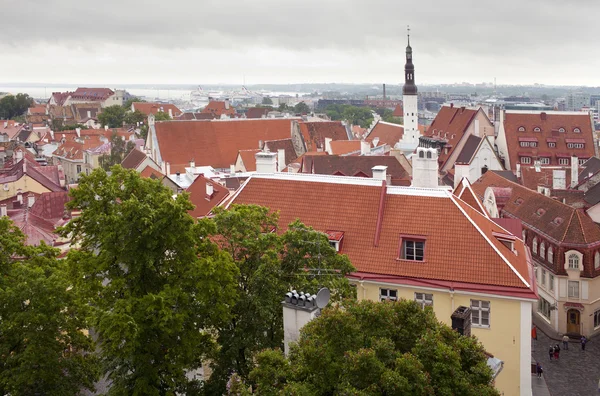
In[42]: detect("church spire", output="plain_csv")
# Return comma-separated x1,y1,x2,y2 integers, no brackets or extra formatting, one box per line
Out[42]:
403,25,417,96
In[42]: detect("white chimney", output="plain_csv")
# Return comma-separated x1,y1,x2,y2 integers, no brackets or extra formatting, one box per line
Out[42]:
230,164,236,175
87,110,91,119
534,160,541,173
27,195,35,208
17,192,23,205
166,162,171,176
372,165,387,181
283,291,321,356
15,150,23,162
161,161,166,174
168,108,173,118
225,99,230,110
206,183,214,197
75,127,81,138
412,148,439,188
324,138,333,154
0,204,6,217
453,164,470,188
571,156,579,188
190,160,195,169
516,163,521,178
474,119,480,137
360,141,370,155
104,125,109,131
255,151,278,173
553,169,566,190
277,149,286,172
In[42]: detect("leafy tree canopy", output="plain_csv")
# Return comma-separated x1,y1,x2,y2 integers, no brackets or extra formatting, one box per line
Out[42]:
154,111,171,121
202,205,355,394
123,109,146,126
98,105,126,128
293,101,310,114
99,132,136,171
123,97,146,109
325,104,374,128
60,166,238,394
249,299,499,396
0,217,99,395
262,97,273,105
0,93,34,120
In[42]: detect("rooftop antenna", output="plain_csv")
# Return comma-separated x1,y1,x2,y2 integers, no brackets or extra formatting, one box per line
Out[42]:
315,288,330,309
407,25,410,45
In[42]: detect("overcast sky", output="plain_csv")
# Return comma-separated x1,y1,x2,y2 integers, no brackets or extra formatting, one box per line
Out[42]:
1,0,598,86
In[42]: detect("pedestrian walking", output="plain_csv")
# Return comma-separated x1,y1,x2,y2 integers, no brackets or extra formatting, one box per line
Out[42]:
549,345,554,360
536,362,543,378
532,325,538,341
582,336,588,351
554,344,560,360
562,334,569,350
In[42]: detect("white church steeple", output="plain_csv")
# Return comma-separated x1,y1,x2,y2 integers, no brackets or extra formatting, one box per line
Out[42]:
395,26,420,155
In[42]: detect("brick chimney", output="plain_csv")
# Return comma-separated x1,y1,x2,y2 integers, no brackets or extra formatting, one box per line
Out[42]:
255,150,277,173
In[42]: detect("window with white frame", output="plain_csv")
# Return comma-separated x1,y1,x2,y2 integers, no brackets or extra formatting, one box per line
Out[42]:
521,157,531,164
414,292,433,309
549,274,554,291
380,288,398,302
531,142,538,147
540,242,545,258
534,127,541,132
568,281,580,298
559,158,570,166
548,142,556,148
538,298,552,320
518,126,525,132
558,127,566,133
540,157,550,165
533,237,538,254
520,141,530,147
567,143,584,149
548,246,554,263
596,252,600,270
471,300,490,327
574,128,581,133
579,158,587,165
568,253,580,269
541,269,546,287
595,309,600,328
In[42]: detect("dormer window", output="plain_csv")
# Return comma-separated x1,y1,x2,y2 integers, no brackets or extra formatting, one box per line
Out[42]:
574,128,581,133
558,127,566,133
553,217,564,225
568,253,580,269
399,235,426,261
493,232,517,253
534,127,541,132
536,208,546,216
518,126,526,132
325,230,344,252
515,198,524,205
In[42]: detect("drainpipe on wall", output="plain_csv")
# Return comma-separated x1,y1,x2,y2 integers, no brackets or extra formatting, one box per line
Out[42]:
359,280,366,300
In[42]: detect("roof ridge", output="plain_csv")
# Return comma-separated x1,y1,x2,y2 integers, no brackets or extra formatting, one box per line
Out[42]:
575,210,588,244
449,194,530,288
561,209,577,243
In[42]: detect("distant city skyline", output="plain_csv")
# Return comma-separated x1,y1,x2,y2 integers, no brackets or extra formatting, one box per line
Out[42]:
1,0,599,86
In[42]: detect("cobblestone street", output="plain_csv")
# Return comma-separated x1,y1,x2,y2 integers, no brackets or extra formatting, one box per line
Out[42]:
532,330,600,396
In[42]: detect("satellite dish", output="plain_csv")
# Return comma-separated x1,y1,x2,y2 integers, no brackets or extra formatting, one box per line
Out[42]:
315,287,331,309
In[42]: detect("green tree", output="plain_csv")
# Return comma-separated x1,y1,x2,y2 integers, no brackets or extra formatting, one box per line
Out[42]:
293,101,310,114
277,103,290,112
123,97,146,109
123,109,146,125
0,93,34,119
98,105,126,128
325,104,374,128
0,217,99,395
154,111,171,121
99,132,136,170
262,97,273,105
60,167,238,394
249,299,499,396
203,205,355,393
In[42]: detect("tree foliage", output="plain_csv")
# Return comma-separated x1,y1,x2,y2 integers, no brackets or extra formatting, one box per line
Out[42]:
293,101,310,114
98,105,126,128
123,109,146,126
0,93,34,120
325,104,374,128
154,111,171,121
99,132,136,171
262,97,273,105
203,205,355,394
375,107,403,125
0,217,99,395
123,97,146,109
249,299,499,396
60,166,238,394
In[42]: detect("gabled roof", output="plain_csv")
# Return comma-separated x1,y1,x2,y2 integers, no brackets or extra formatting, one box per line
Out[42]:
298,121,348,152
502,111,595,169
28,106,46,115
186,175,230,218
201,101,236,117
300,154,411,185
139,165,165,180
392,104,403,117
175,112,215,120
0,159,64,193
365,121,404,147
121,148,148,169
426,106,479,167
264,138,298,165
520,166,573,191
153,119,295,172
237,149,260,172
246,107,270,119
453,177,489,217
455,135,482,164
70,87,114,101
53,135,104,161
132,102,182,117
329,140,362,155
225,173,534,296
29,191,70,220
471,170,600,245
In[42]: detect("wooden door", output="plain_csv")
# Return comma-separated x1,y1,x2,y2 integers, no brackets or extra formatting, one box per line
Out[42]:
567,309,580,334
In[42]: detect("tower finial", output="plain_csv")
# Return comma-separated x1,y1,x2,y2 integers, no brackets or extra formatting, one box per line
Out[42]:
407,25,410,46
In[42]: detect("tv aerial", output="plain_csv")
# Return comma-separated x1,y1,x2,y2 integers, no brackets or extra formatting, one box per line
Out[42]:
315,287,331,309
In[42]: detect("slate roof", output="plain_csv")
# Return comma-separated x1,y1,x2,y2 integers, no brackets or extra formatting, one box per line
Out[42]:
471,171,600,245
502,111,595,169
455,135,482,164
153,119,294,172
226,173,534,296
186,175,230,218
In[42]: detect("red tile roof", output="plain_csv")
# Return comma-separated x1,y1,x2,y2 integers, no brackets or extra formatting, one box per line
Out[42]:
237,149,260,172
28,106,46,115
452,177,489,217
225,174,534,295
329,140,362,155
366,121,403,147
186,175,230,218
201,100,236,117
132,102,182,117
29,191,70,220
520,166,573,191
392,104,403,117
471,171,600,245
246,107,270,119
0,159,64,192
264,138,298,165
426,106,479,168
70,87,114,101
502,111,595,169
298,121,348,152
121,148,148,170
53,135,104,161
139,165,165,180
153,119,294,172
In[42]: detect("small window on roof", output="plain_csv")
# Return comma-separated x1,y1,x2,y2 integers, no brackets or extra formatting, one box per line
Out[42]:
574,127,581,133
515,197,524,205
518,126,526,132
536,208,546,216
558,127,566,133
553,217,564,225
534,127,541,132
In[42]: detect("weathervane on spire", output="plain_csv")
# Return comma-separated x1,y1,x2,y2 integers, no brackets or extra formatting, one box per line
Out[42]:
407,25,410,45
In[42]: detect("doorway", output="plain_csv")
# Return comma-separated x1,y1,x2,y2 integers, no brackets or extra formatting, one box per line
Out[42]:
567,309,580,334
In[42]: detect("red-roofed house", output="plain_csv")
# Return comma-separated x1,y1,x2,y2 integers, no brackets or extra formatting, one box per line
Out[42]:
296,121,350,152
201,100,237,118
472,170,600,339
0,158,65,202
496,110,597,171
186,175,230,218
224,172,536,396
365,121,426,148
131,102,182,118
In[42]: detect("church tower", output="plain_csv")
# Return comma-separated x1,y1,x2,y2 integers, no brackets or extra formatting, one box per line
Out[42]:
396,27,420,153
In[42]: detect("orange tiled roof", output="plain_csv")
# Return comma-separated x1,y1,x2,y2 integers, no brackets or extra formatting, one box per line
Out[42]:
392,104,403,117
186,175,229,218
201,100,236,117
298,121,348,152
426,106,478,168
132,102,182,117
226,174,534,294
153,119,295,172
472,171,600,245
139,165,165,180
329,140,362,155
53,135,104,161
502,111,595,170
365,121,404,147
237,149,260,172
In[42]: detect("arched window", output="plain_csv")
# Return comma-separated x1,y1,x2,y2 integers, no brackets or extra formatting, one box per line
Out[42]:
559,127,566,133
548,246,553,263
534,127,541,132
426,151,432,159
540,242,545,259
518,126,525,132
574,128,581,133
419,150,424,158
595,252,600,269
532,237,538,254
568,253,580,269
